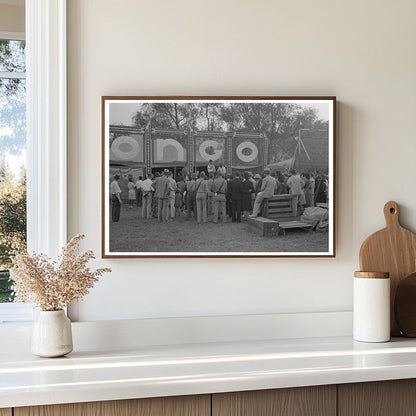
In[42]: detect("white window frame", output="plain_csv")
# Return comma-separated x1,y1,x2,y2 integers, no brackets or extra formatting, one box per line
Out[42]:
0,30,32,323
0,0,67,323
26,0,67,256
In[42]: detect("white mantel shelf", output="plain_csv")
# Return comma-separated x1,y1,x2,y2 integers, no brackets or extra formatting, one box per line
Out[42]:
2,336,416,409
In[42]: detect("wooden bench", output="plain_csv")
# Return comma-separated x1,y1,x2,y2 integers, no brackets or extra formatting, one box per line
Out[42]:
248,217,279,237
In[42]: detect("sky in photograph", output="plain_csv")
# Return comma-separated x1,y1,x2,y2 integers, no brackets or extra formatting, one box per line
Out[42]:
110,102,143,126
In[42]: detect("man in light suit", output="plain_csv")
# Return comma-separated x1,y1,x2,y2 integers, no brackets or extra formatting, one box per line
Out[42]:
154,169,170,222
249,168,276,218
167,171,177,220
110,174,122,222
212,171,227,224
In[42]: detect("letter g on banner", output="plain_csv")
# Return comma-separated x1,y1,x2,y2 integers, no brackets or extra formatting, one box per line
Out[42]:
236,141,258,163
199,140,223,161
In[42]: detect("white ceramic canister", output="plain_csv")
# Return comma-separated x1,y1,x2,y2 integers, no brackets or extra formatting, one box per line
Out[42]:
353,271,390,343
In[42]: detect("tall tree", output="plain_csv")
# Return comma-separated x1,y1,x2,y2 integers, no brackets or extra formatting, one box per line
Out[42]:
219,104,241,131
0,162,26,268
132,103,199,130
199,103,223,131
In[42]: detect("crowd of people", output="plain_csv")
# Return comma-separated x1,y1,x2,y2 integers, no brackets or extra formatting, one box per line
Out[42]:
110,161,328,225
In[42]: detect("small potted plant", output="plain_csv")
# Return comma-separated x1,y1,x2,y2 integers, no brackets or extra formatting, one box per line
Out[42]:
10,234,110,357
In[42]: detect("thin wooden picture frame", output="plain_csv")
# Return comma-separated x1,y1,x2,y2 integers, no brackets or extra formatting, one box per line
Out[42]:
102,96,336,258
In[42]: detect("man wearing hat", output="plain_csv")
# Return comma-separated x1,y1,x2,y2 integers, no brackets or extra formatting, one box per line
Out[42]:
212,170,228,224
167,171,177,220
207,160,216,175
154,169,170,222
249,168,276,218
186,173,197,220
228,171,243,223
216,162,226,176
110,173,122,222
140,173,154,220
287,169,305,216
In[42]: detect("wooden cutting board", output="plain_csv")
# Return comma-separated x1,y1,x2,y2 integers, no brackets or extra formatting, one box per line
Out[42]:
359,201,416,336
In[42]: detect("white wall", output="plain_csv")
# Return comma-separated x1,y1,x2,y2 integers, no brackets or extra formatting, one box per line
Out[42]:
67,0,416,322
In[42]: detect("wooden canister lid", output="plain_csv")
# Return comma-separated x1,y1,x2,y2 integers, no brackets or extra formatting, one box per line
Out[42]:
354,271,390,279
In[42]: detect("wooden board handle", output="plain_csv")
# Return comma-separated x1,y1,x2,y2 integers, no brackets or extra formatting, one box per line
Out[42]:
384,201,400,228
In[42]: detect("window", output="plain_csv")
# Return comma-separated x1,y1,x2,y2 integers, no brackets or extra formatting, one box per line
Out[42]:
0,33,34,322
0,36,26,302
0,1,67,324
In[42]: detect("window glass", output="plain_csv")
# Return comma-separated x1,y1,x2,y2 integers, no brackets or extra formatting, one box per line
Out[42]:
0,39,26,304
0,39,26,72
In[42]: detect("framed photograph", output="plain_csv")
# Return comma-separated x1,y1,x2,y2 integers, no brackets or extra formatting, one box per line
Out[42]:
102,96,336,258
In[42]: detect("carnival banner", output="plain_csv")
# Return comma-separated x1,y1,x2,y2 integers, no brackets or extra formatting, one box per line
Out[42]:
110,133,144,164
195,136,226,165
231,136,263,168
152,134,187,164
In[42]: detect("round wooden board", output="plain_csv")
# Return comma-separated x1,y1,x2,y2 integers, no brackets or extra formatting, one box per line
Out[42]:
395,272,416,337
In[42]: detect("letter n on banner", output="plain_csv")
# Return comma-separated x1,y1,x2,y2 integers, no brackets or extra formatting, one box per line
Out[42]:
152,131,187,165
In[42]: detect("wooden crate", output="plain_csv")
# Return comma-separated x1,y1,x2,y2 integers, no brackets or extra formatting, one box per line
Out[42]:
248,217,279,237
262,194,297,219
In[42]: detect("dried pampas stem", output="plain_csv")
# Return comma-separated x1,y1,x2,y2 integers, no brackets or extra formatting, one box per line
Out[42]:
10,234,111,311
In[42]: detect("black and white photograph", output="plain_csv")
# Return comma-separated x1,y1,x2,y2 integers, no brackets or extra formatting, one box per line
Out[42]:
102,97,335,257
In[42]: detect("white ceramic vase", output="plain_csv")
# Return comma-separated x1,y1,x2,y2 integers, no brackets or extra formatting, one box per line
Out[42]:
31,310,73,357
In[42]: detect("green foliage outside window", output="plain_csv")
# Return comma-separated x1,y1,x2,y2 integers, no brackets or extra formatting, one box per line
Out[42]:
0,38,27,303
0,163,26,302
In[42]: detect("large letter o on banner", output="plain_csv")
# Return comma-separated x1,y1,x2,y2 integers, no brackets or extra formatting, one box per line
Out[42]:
236,141,258,163
111,136,140,160
199,140,223,161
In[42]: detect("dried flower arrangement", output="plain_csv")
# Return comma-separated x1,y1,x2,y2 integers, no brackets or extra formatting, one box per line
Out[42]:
10,234,111,311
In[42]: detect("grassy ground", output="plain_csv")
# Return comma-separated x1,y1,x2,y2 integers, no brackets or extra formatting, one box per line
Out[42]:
110,205,329,254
